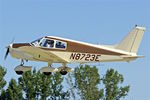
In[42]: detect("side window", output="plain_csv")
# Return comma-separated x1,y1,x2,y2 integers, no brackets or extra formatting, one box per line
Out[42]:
56,41,67,49
41,39,54,48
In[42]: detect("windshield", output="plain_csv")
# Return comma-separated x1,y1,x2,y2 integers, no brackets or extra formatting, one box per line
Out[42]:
31,38,42,46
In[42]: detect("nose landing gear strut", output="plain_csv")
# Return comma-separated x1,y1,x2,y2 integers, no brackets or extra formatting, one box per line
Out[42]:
14,60,32,75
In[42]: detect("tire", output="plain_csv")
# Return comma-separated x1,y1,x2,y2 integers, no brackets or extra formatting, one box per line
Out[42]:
43,72,51,76
60,70,68,75
15,71,23,75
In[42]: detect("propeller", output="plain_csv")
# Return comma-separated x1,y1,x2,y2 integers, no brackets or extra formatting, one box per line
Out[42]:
4,46,10,60
4,37,15,60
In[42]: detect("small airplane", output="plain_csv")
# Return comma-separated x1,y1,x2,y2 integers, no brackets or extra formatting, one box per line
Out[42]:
4,25,145,75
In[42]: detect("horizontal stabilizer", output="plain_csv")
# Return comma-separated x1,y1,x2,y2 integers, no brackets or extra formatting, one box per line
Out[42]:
121,55,145,59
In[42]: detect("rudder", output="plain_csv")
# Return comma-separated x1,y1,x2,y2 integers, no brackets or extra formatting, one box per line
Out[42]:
116,25,145,53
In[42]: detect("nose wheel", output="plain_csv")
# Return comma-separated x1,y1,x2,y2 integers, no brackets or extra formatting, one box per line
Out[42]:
14,60,32,75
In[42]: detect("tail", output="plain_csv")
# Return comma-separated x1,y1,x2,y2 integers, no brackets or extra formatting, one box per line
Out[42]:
116,25,145,53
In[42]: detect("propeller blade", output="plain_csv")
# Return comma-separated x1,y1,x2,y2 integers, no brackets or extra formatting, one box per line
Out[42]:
4,48,9,60
4,37,14,60
10,37,15,44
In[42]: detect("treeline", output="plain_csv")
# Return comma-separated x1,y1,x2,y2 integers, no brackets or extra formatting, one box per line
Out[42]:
0,65,130,100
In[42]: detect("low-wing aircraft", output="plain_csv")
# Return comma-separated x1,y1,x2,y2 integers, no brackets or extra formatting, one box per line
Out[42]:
4,25,145,75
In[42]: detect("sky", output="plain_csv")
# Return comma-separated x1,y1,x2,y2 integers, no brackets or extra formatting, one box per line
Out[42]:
0,0,150,99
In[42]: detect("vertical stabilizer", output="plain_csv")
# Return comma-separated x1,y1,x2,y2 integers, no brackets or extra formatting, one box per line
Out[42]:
116,26,145,53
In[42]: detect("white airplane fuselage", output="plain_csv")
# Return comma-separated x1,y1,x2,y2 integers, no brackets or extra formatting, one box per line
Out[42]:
9,36,138,64
5,26,145,75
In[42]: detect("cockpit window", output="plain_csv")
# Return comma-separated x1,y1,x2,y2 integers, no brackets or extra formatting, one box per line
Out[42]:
41,39,54,48
31,38,42,46
31,37,67,50
56,40,67,49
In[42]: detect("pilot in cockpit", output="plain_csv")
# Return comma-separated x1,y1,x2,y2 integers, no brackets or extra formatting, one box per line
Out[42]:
46,40,54,48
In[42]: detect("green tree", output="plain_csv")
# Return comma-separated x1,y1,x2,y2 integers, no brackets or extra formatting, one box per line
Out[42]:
0,90,6,99
38,71,52,100
66,73,76,100
102,68,130,100
0,65,6,92
48,73,70,100
0,65,7,100
73,65,104,100
38,72,69,100
6,79,23,100
18,68,69,100
18,69,42,99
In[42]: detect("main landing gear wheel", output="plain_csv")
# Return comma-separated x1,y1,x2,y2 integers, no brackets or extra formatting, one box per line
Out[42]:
15,71,23,75
60,71,68,75
43,72,51,76
60,68,68,75
58,64,73,75
40,63,56,76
